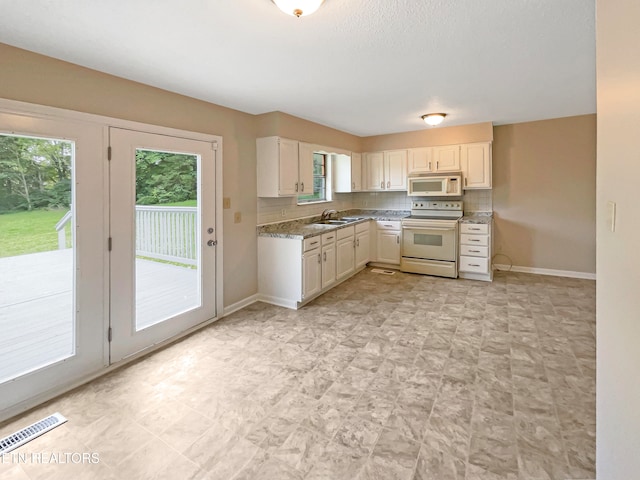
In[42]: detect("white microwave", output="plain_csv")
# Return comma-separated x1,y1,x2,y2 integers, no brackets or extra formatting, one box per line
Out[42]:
407,173,462,197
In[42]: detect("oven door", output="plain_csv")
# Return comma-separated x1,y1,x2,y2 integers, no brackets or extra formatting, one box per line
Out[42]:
401,221,457,261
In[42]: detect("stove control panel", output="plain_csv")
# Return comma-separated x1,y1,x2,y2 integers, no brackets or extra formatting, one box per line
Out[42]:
412,201,463,211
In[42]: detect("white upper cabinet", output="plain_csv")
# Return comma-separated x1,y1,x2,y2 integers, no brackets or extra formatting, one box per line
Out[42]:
432,145,461,172
257,136,299,197
407,147,433,174
298,142,316,195
461,142,492,189
408,146,461,174
364,150,407,191
384,150,408,190
364,152,386,190
334,152,362,193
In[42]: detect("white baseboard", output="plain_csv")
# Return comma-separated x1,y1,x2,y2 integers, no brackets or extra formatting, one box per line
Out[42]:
256,294,299,310
223,294,259,316
493,264,596,280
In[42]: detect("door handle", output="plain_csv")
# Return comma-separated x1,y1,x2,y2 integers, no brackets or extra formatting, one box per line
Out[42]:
323,251,326,261
301,182,305,192
380,181,384,189
207,239,217,247
396,235,400,244
352,182,355,190
295,182,299,192
387,181,390,189
318,253,321,263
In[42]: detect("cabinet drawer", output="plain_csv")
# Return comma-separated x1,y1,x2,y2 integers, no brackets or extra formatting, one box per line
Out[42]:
460,245,489,257
321,231,337,244
303,236,321,252
355,221,370,234
461,223,489,234
376,220,401,230
460,256,489,273
337,225,355,240
460,234,489,246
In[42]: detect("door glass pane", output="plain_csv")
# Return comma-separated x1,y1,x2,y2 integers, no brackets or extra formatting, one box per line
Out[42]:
0,134,75,383
135,149,201,331
414,233,443,246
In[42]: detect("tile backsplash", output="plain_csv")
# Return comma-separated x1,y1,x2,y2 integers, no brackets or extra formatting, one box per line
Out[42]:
462,189,493,212
257,189,492,225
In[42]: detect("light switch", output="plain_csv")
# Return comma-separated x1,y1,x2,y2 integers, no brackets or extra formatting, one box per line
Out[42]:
223,197,231,209
234,211,242,223
607,201,616,232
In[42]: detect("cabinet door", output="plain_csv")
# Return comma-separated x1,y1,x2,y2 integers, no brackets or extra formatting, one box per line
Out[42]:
377,230,401,264
432,145,461,172
322,243,336,289
385,150,407,190
351,153,362,191
364,152,385,190
355,231,370,269
279,138,300,196
298,142,316,195
407,147,433,173
302,249,322,300
461,143,492,189
336,236,355,280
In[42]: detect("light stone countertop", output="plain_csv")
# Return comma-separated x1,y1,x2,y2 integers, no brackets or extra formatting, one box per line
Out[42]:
459,212,493,224
257,209,410,239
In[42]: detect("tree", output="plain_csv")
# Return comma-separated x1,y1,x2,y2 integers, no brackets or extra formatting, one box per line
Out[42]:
135,150,197,205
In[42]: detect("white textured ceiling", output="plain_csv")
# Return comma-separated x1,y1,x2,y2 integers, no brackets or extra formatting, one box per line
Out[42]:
0,0,595,136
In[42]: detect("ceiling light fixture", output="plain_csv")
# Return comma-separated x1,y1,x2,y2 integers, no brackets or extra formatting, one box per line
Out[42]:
421,113,447,126
271,0,325,17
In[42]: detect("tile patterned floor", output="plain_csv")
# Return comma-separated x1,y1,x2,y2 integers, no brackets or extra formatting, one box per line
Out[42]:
0,268,596,480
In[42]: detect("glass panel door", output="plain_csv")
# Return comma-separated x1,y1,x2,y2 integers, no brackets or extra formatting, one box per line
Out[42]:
0,111,106,415
0,134,75,383
109,128,217,362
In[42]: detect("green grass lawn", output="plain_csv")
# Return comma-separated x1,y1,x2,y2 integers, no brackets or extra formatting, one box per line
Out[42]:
0,209,70,258
0,201,197,258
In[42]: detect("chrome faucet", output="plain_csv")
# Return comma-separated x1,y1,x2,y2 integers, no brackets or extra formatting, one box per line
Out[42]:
320,209,337,221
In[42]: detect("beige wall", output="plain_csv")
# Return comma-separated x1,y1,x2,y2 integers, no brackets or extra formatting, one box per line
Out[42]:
361,122,493,151
0,42,258,308
493,115,596,274
256,111,361,152
596,0,640,476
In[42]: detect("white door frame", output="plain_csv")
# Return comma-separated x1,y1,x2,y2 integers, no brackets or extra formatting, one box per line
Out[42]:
0,98,224,422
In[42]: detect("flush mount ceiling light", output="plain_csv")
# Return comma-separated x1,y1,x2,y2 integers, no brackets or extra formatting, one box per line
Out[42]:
271,0,325,17
421,113,447,126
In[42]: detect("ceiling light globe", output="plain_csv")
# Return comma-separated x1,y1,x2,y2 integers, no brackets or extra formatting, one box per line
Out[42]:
272,0,325,17
422,113,447,126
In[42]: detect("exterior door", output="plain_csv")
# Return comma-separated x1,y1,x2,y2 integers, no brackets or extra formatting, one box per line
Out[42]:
0,110,106,415
109,128,218,362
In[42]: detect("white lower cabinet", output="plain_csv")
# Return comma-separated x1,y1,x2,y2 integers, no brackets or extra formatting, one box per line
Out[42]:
355,224,370,270
375,221,401,265
458,221,493,281
258,221,372,309
302,247,322,299
321,231,337,290
336,226,355,281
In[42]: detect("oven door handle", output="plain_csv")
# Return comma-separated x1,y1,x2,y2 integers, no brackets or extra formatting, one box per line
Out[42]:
402,226,455,231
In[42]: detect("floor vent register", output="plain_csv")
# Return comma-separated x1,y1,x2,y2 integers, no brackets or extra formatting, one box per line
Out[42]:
0,412,67,454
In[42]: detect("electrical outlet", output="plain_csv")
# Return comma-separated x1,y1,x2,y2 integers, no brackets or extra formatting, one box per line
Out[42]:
281,209,286,217
234,211,241,223
363,201,368,207
223,197,231,209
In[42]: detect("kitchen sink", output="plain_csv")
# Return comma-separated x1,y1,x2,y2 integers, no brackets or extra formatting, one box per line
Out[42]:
314,219,349,225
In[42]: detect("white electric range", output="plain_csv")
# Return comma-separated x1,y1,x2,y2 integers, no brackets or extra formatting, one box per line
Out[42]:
400,201,463,278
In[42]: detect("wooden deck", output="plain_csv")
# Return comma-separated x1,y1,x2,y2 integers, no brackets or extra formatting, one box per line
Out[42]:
0,249,198,384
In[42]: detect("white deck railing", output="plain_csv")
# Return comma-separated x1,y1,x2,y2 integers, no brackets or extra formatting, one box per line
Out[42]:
135,206,198,265
56,206,198,265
